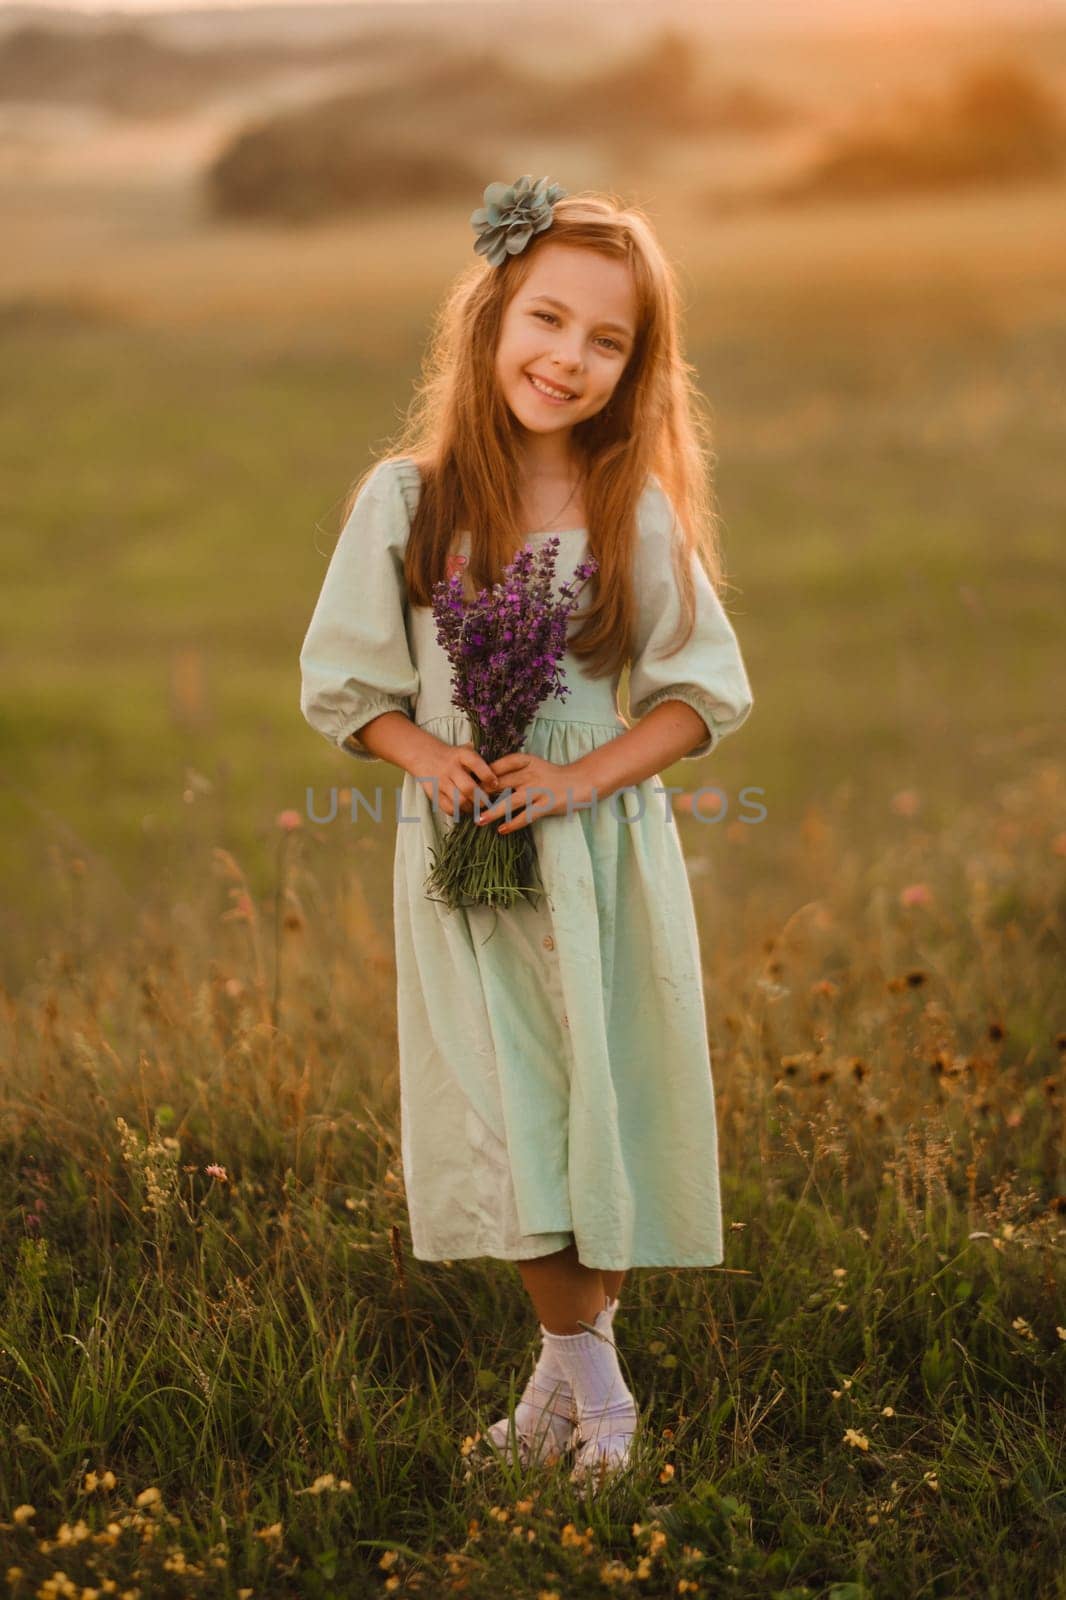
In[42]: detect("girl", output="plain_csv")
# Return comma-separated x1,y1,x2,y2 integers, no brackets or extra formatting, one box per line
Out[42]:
299,177,754,1490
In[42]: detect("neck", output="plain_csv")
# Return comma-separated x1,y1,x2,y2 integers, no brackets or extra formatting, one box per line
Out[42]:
516,427,581,483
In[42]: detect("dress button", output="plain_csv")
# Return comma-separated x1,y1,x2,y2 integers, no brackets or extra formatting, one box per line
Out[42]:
562,1013,569,1028
542,935,555,951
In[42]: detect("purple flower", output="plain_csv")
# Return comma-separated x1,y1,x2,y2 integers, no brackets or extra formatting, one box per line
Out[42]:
431,537,599,764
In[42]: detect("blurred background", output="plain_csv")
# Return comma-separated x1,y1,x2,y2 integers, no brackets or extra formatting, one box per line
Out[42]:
1,0,1064,976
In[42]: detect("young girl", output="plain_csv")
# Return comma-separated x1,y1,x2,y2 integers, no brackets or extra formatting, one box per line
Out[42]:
299,176,754,1490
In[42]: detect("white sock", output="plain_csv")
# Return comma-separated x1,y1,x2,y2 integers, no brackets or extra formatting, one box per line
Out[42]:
485,1295,619,1464
541,1302,636,1475
519,1294,619,1434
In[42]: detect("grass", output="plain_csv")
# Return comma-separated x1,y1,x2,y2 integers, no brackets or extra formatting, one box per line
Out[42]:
1,146,1065,1597
0,760,1063,1596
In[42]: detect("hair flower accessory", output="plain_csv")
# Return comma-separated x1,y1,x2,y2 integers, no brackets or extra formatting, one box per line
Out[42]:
470,175,567,267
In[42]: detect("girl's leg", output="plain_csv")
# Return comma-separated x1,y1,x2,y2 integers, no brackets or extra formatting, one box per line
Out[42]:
486,1241,634,1475
516,1240,627,1333
517,1241,638,1486
601,1266,627,1305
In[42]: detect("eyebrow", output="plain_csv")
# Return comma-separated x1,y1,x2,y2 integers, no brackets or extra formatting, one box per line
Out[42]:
526,294,634,341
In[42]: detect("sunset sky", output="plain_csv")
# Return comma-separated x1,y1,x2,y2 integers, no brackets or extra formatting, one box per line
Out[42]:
15,0,1066,14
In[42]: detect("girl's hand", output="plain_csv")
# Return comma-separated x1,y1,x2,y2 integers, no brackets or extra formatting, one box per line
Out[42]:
476,752,592,834
417,739,500,819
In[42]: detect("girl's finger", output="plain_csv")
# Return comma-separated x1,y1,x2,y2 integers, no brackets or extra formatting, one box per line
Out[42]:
479,787,524,825
458,749,499,791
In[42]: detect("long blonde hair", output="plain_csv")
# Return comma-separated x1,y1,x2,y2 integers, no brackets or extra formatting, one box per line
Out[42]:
343,189,727,680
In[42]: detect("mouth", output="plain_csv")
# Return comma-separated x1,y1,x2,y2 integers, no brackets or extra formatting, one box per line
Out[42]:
526,371,580,403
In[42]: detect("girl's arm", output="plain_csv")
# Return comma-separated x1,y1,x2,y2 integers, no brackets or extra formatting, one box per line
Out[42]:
348,709,453,776
568,699,711,801
299,459,421,761
622,477,754,763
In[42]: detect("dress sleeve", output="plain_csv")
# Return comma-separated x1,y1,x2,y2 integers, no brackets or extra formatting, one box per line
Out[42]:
299,458,420,762
627,477,754,760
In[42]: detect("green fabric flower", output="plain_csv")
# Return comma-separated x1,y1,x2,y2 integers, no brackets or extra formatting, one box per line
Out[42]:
470,174,568,266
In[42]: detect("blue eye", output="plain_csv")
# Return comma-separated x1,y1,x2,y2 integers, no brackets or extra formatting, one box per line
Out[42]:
531,310,621,351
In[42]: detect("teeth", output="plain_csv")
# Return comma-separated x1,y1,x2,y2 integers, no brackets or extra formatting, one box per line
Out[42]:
529,374,574,400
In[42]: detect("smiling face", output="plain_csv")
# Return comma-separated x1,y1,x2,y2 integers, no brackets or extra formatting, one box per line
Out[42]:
494,241,638,448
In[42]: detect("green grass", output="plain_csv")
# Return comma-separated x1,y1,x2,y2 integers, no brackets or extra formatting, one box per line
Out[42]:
0,760,1063,1596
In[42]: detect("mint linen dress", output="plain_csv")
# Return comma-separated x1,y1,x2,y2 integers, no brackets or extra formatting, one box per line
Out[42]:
299,456,754,1269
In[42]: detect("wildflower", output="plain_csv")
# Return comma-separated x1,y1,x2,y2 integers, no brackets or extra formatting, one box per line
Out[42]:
379,1551,399,1570
1011,1316,1035,1340
223,890,256,923
881,1405,896,1417
11,1506,35,1525
659,1462,675,1483
843,1428,870,1452
294,1474,336,1496
832,1267,847,1279
1057,1327,1066,1341
459,1434,479,1457
205,1164,228,1182
600,1558,634,1585
923,1471,940,1492
891,789,921,816
83,1469,117,1492
900,883,933,908
537,1591,562,1600
276,809,302,832
135,1486,162,1509
835,1302,849,1312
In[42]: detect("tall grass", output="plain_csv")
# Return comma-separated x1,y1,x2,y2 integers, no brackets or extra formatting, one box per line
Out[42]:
0,755,1062,1596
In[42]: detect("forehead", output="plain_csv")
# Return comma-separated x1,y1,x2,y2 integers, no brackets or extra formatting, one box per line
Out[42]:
517,243,637,333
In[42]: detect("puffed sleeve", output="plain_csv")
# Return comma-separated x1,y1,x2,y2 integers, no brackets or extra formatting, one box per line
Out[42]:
627,476,754,759
299,457,420,762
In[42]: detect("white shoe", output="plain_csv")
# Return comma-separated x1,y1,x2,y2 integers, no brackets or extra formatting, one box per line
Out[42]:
568,1395,640,1489
484,1367,575,1467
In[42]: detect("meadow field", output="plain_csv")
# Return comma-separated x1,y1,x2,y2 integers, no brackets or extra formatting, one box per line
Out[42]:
1,8,1065,1596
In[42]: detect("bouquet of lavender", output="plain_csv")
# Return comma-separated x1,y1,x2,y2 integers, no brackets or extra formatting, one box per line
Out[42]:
425,536,599,910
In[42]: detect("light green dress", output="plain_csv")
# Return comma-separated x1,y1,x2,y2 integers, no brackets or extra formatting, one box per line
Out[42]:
299,455,753,1269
